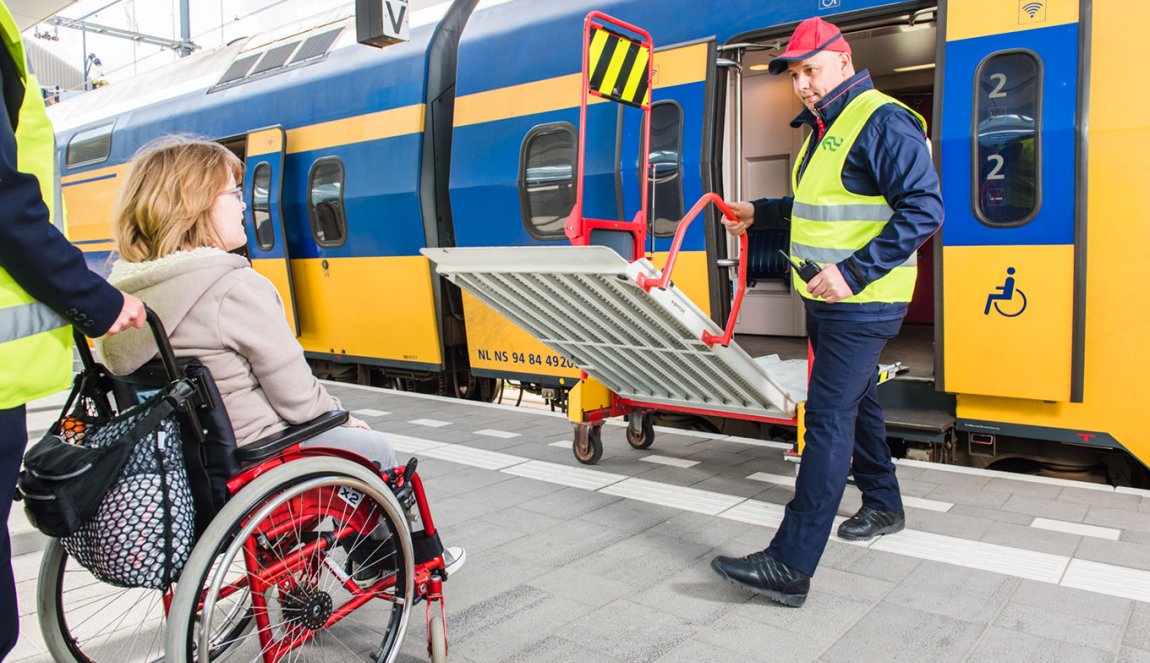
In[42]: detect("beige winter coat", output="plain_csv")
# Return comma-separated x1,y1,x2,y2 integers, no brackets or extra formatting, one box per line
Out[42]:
96,248,340,446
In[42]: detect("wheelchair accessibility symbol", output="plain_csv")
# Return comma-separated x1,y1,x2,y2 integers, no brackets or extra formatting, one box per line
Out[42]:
984,267,1027,317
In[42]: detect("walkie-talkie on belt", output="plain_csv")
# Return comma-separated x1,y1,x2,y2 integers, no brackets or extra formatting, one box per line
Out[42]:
778,250,822,282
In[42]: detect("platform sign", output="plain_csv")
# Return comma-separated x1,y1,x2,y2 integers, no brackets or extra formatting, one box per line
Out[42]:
356,0,410,48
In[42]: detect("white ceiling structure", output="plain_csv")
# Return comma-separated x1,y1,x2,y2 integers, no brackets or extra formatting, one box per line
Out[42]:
11,0,77,31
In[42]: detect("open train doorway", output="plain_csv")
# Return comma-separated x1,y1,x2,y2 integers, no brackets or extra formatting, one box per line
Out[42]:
720,8,939,377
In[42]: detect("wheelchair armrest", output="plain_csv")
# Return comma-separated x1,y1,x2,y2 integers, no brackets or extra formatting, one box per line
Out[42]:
234,410,350,466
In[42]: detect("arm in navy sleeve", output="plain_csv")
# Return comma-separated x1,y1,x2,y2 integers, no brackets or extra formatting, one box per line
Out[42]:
751,196,794,230
837,106,943,294
0,98,123,336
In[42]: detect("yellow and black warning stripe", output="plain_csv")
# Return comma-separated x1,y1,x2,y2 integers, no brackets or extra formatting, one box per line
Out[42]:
587,24,651,109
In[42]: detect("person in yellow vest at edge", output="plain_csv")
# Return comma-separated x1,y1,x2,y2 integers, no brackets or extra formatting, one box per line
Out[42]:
711,17,943,607
0,2,146,655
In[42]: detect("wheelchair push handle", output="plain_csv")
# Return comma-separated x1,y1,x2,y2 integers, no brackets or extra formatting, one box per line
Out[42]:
71,306,181,382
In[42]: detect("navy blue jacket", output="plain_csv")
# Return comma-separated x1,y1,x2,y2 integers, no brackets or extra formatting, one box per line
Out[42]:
751,70,943,321
0,50,121,338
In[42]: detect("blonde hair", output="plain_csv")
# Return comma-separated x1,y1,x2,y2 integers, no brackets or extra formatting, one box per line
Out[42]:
113,135,244,262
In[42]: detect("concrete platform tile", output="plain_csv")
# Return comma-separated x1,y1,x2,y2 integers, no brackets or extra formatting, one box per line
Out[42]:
683,474,777,499
499,635,623,663
1009,579,1133,626
1000,493,1090,522
441,550,551,616
424,494,502,530
912,469,991,490
1141,497,1150,514
516,486,624,520
1086,504,1150,534
885,560,1020,624
733,588,875,647
820,603,986,663
819,544,923,584
577,498,683,537
993,602,1124,654
893,477,939,499
983,476,1064,498
1119,647,1150,663
443,514,529,555
490,517,633,568
652,637,761,663
1076,537,1150,572
979,519,1083,557
810,565,895,605
905,509,994,541
526,564,641,609
451,593,595,663
631,560,750,626
420,465,516,497
632,464,723,489
562,598,699,663
965,625,1112,663
1123,529,1150,546
1059,486,1142,509
1126,602,1150,651
947,503,1034,526
563,530,712,590
650,511,761,549
480,505,566,535
924,482,1010,509
694,612,831,662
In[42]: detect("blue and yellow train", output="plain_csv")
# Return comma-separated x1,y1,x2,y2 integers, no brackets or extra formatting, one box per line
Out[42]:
49,0,1150,484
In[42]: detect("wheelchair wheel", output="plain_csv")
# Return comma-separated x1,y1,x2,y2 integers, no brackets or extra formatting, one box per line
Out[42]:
165,457,415,662
37,539,170,662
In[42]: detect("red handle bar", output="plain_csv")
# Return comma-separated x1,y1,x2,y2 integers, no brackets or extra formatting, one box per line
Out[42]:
635,193,748,348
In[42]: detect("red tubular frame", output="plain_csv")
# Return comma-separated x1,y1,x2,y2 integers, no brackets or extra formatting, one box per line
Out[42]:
636,192,746,348
565,11,654,259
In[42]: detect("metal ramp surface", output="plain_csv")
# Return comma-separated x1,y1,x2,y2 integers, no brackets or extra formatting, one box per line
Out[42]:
422,246,798,420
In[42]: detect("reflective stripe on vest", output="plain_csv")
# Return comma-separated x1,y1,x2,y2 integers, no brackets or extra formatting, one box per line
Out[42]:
0,3,75,409
789,88,927,304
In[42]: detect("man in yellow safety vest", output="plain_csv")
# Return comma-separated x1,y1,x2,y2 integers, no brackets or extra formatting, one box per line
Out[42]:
0,2,145,654
711,16,943,607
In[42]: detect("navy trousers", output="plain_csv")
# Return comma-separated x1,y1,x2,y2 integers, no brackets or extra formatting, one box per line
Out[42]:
0,406,26,659
767,312,904,577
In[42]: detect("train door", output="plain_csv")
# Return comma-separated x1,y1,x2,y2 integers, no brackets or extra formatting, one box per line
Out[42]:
939,1,1082,401
244,126,300,335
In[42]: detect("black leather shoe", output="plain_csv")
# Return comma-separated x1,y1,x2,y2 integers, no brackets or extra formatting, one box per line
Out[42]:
710,551,810,607
837,506,905,541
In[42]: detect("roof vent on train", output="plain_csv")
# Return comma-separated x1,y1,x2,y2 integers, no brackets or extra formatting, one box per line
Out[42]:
211,26,343,92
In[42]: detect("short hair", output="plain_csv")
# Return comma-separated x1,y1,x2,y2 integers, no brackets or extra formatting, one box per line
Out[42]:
113,135,244,262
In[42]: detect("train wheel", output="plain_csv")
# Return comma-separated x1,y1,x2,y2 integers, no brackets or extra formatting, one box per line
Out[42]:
625,414,655,450
572,425,603,465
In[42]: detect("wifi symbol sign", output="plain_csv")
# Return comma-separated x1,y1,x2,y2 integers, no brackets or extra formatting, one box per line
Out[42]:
1019,0,1046,21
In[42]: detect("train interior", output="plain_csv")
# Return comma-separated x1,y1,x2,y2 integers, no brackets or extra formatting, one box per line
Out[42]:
723,12,939,376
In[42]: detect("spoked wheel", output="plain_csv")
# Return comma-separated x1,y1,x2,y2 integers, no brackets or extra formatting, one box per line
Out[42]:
625,413,655,450
37,539,170,662
166,457,415,662
572,424,603,465
427,607,447,663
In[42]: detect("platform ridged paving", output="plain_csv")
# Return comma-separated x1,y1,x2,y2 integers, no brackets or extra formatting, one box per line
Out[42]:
423,246,796,418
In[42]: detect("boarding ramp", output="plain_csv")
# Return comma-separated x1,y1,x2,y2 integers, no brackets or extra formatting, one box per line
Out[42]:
422,245,800,420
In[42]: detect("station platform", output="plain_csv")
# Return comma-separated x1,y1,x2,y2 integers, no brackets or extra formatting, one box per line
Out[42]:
11,381,1150,662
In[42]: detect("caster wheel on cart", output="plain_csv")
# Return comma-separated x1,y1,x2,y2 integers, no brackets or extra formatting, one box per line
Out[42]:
428,609,447,663
626,414,655,450
573,424,603,465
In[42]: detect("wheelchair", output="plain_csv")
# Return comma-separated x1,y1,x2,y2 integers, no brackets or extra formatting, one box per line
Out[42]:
36,311,453,662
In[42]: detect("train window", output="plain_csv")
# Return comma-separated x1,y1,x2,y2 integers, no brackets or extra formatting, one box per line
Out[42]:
643,101,685,237
251,163,274,250
65,123,113,168
973,50,1042,227
519,123,577,240
307,158,347,248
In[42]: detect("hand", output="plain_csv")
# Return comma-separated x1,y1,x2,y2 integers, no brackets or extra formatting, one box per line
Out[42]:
104,292,147,335
806,263,853,304
720,200,755,236
346,415,371,430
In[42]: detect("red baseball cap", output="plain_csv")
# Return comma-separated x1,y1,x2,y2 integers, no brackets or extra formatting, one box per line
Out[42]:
768,17,852,75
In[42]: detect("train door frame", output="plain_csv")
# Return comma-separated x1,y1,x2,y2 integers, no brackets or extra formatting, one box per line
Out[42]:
242,126,301,336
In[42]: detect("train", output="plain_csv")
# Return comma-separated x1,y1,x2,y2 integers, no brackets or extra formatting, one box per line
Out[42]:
47,0,1150,485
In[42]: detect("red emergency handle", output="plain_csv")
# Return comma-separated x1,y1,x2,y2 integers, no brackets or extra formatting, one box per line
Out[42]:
636,193,748,348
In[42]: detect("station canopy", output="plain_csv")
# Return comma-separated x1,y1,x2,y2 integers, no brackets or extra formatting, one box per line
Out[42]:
12,0,76,31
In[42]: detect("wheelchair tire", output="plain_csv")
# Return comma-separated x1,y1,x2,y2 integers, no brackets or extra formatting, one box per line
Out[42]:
428,609,447,663
37,539,170,663
165,457,416,662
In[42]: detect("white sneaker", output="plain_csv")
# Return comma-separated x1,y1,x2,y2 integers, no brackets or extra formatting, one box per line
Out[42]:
442,546,466,577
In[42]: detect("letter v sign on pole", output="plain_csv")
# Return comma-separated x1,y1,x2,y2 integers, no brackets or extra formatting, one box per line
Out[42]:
356,0,410,48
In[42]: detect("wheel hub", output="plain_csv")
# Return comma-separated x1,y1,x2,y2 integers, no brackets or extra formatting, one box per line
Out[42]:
282,587,333,631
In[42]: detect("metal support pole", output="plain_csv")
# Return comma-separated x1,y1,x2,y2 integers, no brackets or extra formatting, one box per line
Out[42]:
179,0,192,57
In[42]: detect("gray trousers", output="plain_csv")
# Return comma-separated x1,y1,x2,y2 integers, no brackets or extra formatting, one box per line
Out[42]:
300,425,399,471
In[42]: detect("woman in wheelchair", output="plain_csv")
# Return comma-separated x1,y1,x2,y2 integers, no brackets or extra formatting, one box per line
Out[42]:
32,135,463,662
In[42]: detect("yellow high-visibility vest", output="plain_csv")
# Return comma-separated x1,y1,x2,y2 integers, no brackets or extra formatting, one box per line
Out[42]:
790,89,927,304
0,2,73,409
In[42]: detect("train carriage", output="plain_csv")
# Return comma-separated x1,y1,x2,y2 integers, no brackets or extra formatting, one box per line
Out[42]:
47,0,1150,484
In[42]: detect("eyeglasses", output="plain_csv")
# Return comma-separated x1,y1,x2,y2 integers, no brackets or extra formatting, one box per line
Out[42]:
218,186,244,202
